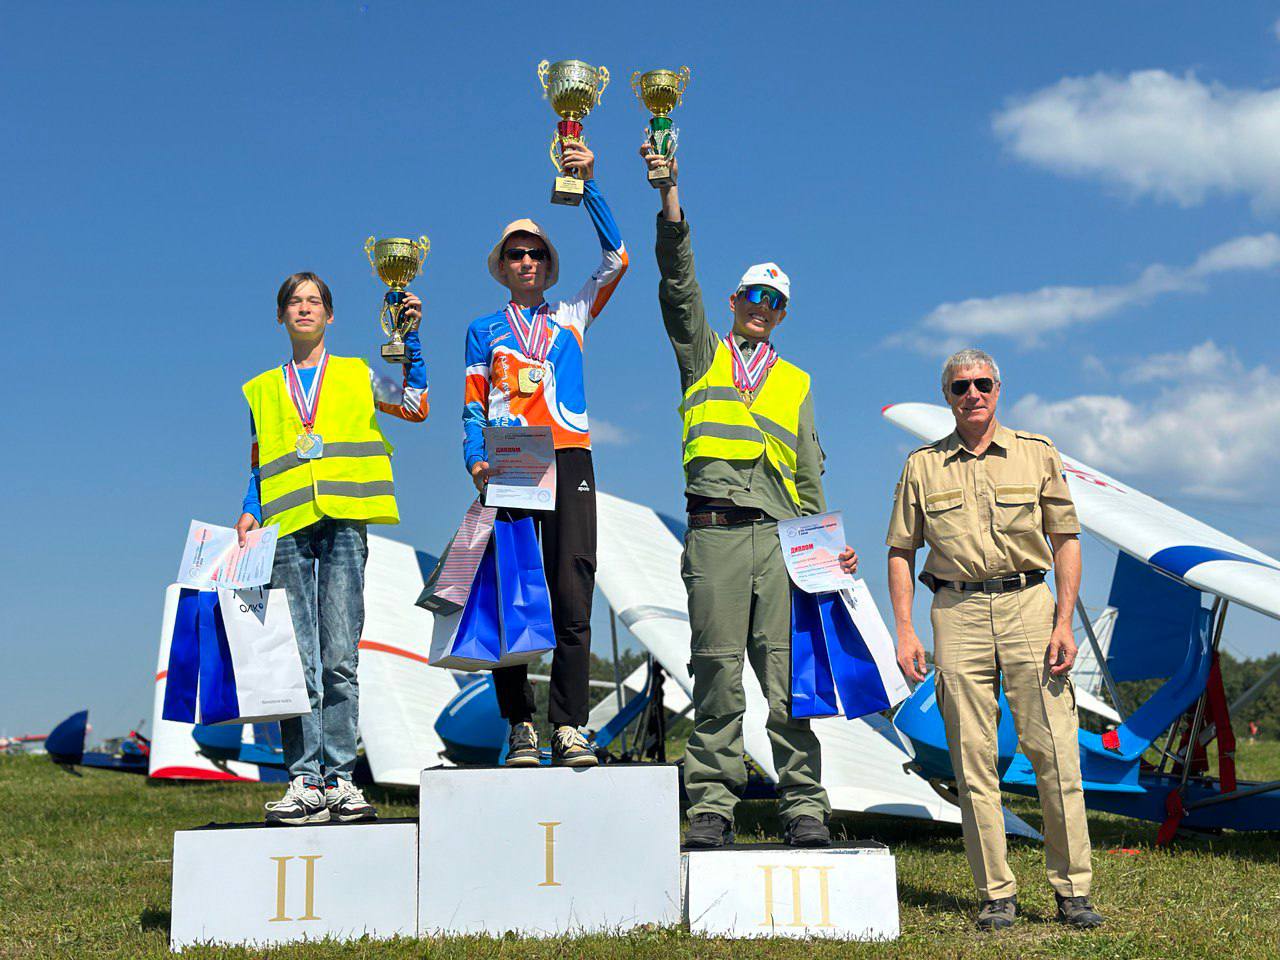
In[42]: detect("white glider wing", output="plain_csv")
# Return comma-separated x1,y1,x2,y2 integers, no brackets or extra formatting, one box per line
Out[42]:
881,403,1280,623
357,534,460,785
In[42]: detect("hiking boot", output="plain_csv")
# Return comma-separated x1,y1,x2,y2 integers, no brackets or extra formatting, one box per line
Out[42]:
505,722,540,767
684,812,735,848
551,726,598,767
1056,893,1104,929
784,814,831,848
265,776,330,826
976,895,1019,931
325,779,377,823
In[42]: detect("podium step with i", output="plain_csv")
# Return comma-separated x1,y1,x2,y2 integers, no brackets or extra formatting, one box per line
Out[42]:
418,765,682,936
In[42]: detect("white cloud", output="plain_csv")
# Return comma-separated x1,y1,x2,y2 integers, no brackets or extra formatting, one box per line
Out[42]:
588,417,631,445
1009,342,1280,499
1125,339,1240,383
896,233,1280,353
993,70,1280,211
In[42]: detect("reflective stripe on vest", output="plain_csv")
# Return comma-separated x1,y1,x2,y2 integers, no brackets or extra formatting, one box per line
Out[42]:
680,342,809,506
243,355,400,537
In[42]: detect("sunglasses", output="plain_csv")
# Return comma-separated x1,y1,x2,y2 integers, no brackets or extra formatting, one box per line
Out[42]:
739,285,786,310
949,377,997,396
503,247,549,263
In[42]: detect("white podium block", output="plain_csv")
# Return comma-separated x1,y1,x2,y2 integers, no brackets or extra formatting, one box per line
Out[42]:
684,844,900,940
418,766,681,936
170,820,418,949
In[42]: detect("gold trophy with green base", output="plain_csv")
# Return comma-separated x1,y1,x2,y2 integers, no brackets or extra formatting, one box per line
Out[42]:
364,235,429,363
537,58,610,205
633,66,690,188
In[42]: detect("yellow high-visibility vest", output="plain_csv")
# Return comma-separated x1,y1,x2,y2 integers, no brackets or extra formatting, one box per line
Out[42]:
243,356,399,538
680,342,809,507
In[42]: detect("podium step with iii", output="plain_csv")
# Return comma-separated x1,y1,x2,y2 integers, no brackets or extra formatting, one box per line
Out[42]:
418,765,682,936
170,819,418,950
684,844,900,940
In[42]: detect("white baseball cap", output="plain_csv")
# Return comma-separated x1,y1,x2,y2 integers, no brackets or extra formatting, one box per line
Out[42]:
736,262,790,302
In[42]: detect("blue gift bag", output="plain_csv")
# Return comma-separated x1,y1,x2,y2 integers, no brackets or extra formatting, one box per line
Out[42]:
789,587,839,719
818,590,892,720
161,589,241,724
162,589,204,723
449,539,504,664
493,516,557,656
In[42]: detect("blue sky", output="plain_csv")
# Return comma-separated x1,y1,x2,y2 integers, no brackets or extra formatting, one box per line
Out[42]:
4,2,1280,737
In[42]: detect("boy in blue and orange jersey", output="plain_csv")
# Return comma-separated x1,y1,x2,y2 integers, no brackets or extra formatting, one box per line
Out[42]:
462,142,626,767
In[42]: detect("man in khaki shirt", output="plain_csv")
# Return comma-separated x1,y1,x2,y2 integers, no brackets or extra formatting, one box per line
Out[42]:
886,349,1103,931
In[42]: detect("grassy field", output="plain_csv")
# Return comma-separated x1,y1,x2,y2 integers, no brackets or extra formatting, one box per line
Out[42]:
5,744,1280,959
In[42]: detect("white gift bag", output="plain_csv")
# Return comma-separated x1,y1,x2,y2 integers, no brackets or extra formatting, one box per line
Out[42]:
207,587,311,725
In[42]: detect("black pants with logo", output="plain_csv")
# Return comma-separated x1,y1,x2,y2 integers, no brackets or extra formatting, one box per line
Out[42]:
493,447,597,728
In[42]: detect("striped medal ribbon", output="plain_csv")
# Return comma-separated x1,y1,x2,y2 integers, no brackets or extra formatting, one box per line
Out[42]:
505,301,553,363
725,334,778,401
285,350,329,459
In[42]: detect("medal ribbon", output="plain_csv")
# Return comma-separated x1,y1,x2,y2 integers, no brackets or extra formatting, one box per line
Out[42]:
505,302,553,363
725,334,778,395
285,350,329,430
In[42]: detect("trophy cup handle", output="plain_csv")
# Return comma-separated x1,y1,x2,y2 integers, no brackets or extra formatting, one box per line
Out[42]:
630,70,642,100
364,236,377,271
536,59,550,97
596,66,610,103
548,130,564,174
416,235,431,265
676,65,691,101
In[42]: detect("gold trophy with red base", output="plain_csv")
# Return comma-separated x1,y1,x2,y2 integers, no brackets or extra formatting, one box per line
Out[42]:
537,58,610,205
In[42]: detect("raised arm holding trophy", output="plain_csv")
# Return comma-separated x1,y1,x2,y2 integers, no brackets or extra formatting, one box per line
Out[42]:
537,58,610,205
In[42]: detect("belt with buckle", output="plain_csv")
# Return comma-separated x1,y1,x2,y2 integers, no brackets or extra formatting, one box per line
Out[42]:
688,507,767,528
923,570,1047,594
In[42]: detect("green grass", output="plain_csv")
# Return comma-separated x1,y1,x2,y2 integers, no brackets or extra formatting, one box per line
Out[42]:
5,743,1280,959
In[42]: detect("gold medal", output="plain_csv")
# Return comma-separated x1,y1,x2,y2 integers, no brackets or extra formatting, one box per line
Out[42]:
518,367,538,395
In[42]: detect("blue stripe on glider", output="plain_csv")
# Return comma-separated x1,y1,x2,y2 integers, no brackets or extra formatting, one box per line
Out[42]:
1148,545,1280,579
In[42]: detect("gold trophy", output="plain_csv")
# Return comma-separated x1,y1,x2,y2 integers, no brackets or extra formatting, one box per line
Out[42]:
537,58,610,205
364,235,429,364
633,67,690,188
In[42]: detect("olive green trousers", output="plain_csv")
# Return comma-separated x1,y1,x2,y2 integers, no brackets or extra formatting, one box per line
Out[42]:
681,520,831,823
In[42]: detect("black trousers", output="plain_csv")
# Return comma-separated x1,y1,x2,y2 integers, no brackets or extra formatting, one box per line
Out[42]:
493,447,596,727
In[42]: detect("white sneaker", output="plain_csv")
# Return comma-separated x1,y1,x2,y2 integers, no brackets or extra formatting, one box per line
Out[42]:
325,779,378,823
265,776,330,826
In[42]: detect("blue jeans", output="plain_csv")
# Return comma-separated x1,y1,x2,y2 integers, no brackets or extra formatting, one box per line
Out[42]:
270,519,368,787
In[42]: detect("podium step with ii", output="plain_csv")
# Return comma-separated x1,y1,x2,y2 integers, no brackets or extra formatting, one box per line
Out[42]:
684,844,900,940
418,765,682,936
169,820,418,950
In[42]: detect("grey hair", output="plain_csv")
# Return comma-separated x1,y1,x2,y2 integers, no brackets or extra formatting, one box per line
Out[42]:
941,348,1001,391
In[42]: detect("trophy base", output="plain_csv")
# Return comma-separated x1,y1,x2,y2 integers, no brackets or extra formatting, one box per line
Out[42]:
381,342,408,364
647,164,674,188
551,176,585,206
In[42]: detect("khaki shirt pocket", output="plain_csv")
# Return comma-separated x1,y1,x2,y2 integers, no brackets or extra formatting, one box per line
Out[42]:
923,487,965,541
994,483,1040,534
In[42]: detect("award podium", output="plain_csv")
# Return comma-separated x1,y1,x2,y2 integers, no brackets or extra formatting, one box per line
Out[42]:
168,765,899,947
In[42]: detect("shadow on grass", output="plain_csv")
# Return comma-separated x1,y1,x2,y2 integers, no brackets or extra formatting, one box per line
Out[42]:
140,907,170,934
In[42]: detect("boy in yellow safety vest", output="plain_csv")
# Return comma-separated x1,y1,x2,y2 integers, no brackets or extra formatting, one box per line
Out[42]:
235,271,428,825
641,147,858,848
